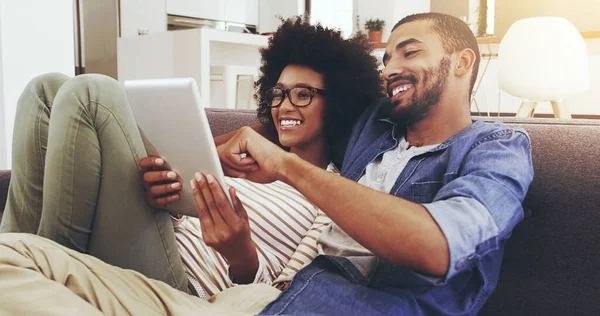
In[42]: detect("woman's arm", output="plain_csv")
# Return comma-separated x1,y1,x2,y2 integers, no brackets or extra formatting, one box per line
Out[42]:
274,209,331,283
189,173,260,283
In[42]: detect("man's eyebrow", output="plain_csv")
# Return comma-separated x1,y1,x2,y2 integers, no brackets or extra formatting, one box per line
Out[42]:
382,38,424,65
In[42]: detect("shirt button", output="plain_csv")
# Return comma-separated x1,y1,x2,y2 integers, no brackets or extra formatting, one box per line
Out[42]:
379,144,385,149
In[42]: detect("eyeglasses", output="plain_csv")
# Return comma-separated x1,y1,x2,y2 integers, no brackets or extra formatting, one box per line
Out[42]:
264,86,326,108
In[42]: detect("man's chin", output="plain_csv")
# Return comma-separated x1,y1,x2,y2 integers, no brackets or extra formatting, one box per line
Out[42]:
380,97,427,127
381,97,403,114
388,98,402,108
380,97,400,113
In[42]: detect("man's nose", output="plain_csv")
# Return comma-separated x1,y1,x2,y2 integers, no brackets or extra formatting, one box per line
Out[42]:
383,65,404,82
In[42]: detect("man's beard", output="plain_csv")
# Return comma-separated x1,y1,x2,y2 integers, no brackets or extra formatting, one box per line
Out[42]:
381,56,450,126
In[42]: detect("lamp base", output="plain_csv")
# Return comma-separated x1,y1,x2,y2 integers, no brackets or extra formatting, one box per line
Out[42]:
515,100,572,119
515,101,536,117
551,101,571,119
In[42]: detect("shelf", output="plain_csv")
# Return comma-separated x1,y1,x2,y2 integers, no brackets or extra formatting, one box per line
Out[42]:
118,28,268,110
371,31,600,49
371,42,387,49
371,36,499,48
201,28,268,46
476,36,500,44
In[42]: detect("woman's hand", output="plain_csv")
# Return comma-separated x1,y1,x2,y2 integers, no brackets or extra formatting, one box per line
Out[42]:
190,172,259,284
140,157,183,208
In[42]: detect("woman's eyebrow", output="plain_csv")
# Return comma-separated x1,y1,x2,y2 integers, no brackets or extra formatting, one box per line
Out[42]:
275,82,314,88
292,83,313,87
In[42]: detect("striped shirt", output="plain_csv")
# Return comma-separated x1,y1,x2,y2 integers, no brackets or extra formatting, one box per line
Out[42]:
172,163,338,297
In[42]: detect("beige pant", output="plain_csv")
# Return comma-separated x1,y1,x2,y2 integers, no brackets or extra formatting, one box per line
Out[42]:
0,233,281,315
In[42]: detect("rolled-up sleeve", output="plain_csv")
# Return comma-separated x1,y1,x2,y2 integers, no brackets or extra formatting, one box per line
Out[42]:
419,130,533,283
250,252,278,284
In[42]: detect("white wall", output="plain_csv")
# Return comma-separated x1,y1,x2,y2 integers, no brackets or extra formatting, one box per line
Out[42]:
494,0,600,37
424,0,498,35
394,0,430,30
258,0,305,34
0,13,5,170
0,0,75,169
354,0,430,42
121,0,167,37
311,0,353,37
430,0,469,19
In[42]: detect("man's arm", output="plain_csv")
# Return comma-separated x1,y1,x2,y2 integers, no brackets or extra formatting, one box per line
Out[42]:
221,126,450,276
218,127,533,278
216,123,283,179
280,155,450,276
279,132,533,278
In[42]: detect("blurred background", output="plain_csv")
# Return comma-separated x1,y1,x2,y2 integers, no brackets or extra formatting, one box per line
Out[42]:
0,0,598,169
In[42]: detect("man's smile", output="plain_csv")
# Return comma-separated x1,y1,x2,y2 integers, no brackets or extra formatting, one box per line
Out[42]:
388,80,415,102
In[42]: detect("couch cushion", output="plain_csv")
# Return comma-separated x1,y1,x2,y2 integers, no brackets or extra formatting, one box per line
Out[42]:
205,108,259,137
478,117,600,316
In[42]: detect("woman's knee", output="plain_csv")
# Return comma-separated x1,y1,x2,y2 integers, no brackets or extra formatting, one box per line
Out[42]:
22,73,71,107
27,73,71,90
67,73,119,90
65,74,120,95
55,74,125,110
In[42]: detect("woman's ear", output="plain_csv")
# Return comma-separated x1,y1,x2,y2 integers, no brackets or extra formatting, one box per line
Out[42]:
454,48,476,77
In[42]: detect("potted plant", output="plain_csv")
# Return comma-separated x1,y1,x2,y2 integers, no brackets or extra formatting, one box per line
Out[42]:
364,18,385,43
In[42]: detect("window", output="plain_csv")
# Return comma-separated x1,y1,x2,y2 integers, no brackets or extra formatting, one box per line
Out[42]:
309,0,354,38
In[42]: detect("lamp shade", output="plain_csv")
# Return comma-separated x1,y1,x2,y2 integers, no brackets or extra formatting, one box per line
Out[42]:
498,17,590,101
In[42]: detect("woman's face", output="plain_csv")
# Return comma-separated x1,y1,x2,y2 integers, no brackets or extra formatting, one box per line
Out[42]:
270,65,326,149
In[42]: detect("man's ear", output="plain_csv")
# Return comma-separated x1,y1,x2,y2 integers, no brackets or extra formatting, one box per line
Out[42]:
454,48,476,77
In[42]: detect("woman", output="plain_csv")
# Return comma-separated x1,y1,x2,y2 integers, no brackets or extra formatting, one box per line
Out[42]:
0,17,382,298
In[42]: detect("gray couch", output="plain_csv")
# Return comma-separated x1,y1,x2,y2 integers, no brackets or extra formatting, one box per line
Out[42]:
1,108,599,315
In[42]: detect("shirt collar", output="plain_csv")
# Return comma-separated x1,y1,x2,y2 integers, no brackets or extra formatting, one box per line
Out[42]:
377,117,482,153
379,117,396,125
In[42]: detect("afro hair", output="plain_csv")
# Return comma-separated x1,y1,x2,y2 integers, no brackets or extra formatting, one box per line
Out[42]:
255,16,384,150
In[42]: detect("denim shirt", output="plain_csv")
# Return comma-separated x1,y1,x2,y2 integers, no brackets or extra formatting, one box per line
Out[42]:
261,100,534,315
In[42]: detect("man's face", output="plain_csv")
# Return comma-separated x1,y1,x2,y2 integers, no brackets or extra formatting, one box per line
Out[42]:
381,20,450,126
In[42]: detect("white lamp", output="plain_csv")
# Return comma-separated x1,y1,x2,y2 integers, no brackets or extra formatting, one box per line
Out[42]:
498,17,590,119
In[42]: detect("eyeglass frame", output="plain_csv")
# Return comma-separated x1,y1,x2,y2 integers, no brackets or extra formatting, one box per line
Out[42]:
264,86,326,108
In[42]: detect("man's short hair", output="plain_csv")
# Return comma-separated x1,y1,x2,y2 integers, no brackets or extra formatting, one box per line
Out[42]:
392,13,481,98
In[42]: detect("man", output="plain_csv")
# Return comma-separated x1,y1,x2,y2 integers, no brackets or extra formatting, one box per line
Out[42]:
221,12,533,315
0,13,532,315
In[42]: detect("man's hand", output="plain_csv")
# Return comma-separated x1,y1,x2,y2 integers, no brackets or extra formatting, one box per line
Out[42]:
140,157,183,208
190,172,259,283
217,126,288,183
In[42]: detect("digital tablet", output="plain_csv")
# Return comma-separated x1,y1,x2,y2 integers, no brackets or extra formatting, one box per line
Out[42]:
125,78,232,217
